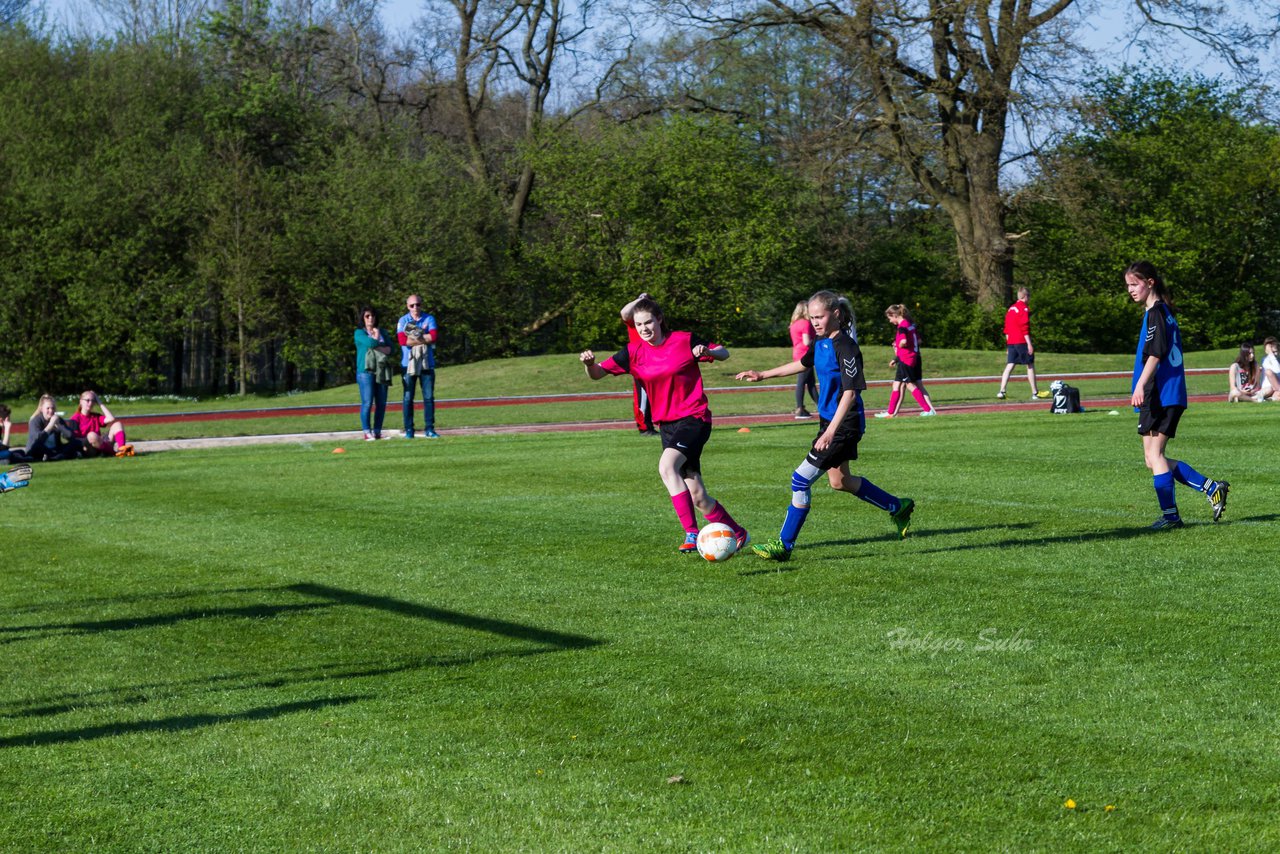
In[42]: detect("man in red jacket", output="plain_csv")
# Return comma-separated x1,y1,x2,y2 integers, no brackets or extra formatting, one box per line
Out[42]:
997,287,1045,400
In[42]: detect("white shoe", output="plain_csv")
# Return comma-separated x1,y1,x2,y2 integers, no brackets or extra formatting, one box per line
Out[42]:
874,412,893,419
996,390,1006,399
919,410,937,417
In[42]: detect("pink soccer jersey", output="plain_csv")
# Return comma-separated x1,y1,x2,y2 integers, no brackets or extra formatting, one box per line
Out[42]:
599,330,712,424
894,320,921,367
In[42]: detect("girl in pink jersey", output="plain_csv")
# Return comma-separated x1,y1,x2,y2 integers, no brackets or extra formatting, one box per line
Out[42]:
876,305,935,417
69,390,133,456
580,297,748,553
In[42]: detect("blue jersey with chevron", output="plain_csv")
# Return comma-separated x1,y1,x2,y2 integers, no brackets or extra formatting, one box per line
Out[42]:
804,329,867,425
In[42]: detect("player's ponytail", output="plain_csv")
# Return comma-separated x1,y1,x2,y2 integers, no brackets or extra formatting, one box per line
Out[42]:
1125,261,1176,314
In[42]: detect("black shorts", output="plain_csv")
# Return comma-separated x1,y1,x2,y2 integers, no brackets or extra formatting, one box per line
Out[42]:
805,417,862,471
659,417,712,477
1006,344,1034,366
1137,404,1184,439
894,360,923,384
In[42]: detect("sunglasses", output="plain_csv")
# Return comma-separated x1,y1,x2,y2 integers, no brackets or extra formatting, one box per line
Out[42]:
408,303,421,308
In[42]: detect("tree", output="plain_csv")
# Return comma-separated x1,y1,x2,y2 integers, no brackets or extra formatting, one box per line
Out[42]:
1011,72,1280,350
525,115,820,349
664,0,1279,310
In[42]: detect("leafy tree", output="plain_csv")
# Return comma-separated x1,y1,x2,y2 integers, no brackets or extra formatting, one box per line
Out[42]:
525,115,820,349
660,0,1280,312
0,31,206,395
1013,72,1280,351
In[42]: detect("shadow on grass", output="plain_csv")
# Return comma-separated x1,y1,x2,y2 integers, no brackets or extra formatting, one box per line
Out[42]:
0,695,368,749
736,564,801,577
0,603,332,645
0,585,288,618
288,583,600,650
812,522,1036,550
0,583,602,745
1,649,543,722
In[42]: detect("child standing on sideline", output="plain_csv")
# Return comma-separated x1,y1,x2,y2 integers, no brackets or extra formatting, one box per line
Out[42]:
1126,261,1229,529
580,297,748,553
876,304,936,418
735,290,915,561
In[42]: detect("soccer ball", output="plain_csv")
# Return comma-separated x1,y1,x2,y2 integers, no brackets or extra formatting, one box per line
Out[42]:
697,523,738,562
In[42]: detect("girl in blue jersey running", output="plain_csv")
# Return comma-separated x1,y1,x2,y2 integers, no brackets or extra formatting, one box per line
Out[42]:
735,290,914,560
1126,261,1228,529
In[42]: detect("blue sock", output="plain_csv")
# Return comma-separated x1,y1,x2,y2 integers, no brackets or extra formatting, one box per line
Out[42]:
1171,460,1209,492
854,478,900,514
780,505,809,550
1153,472,1179,519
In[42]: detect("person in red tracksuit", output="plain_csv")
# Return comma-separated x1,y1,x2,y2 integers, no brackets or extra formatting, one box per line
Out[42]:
997,286,1043,400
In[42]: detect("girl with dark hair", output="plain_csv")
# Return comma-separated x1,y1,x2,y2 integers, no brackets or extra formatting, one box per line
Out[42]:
877,304,936,418
580,297,749,553
1125,261,1228,528
1227,343,1262,403
354,306,395,441
735,290,914,560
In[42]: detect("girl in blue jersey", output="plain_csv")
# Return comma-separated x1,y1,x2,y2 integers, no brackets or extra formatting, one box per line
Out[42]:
1126,261,1228,529
735,290,914,560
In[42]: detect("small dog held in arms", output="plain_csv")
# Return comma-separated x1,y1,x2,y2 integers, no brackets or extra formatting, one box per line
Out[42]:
403,325,430,376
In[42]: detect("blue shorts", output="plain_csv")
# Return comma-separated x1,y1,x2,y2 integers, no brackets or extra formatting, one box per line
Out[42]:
1006,344,1034,366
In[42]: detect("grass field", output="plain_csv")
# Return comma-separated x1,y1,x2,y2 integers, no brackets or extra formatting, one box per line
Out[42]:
3,399,1277,850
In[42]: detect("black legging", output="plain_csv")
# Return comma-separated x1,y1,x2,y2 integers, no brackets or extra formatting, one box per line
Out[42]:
795,367,816,408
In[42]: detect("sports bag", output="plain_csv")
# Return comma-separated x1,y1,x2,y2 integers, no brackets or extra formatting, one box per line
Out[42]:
1049,380,1083,414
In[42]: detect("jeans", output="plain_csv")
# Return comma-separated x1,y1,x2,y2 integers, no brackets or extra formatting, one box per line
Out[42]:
357,371,389,435
402,369,435,435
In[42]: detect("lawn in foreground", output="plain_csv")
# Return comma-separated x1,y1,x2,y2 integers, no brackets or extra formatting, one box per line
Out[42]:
2,406,1277,849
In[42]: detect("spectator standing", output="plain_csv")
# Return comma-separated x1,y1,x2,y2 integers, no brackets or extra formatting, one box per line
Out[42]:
621,293,657,435
997,287,1044,400
354,307,396,441
397,294,439,439
789,301,817,419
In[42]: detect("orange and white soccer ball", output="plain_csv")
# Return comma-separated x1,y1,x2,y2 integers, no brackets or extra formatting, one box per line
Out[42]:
696,523,738,562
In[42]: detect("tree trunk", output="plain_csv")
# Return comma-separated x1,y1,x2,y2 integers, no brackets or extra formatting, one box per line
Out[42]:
947,181,1013,311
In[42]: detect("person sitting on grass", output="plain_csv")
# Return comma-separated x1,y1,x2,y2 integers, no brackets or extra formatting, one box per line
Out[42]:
25,395,82,462
1227,343,1263,403
1259,337,1280,402
68,390,134,456
0,404,20,463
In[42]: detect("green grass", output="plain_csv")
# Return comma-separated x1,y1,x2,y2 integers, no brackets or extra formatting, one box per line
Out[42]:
4,346,1239,442
2,405,1276,849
